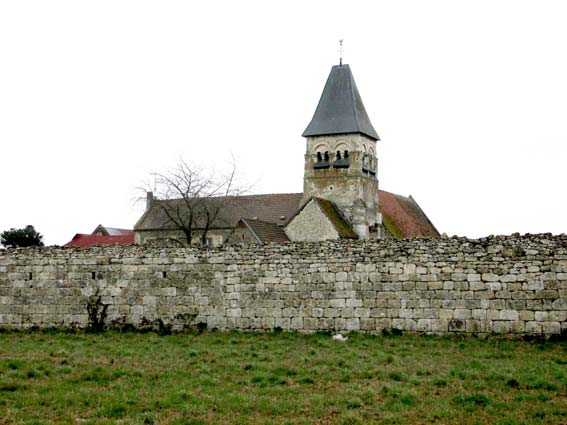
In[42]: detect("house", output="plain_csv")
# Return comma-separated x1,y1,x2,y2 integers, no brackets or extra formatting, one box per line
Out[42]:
134,63,439,245
64,225,134,248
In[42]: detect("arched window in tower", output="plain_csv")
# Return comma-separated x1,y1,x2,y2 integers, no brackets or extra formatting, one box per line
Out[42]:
333,143,350,169
314,144,330,169
368,147,376,176
362,153,369,173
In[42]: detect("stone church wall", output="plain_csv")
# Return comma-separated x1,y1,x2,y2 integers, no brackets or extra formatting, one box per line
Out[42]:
284,200,340,242
1,234,566,336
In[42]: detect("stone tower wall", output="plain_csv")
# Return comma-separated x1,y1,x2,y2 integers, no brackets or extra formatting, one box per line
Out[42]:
302,134,380,234
1,234,566,336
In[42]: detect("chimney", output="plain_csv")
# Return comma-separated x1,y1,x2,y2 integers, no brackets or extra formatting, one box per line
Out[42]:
146,191,154,210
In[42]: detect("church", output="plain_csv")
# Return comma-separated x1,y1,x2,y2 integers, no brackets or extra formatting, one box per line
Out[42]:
134,63,439,245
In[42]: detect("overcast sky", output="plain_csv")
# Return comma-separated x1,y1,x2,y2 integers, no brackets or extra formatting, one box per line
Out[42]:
1,1,566,246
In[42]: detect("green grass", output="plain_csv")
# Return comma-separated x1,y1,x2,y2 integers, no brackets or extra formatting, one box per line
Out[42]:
0,330,566,424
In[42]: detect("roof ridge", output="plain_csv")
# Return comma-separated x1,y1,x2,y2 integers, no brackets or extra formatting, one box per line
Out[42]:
406,195,441,236
347,65,362,134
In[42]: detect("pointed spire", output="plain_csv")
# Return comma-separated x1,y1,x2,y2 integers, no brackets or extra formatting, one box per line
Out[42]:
302,64,380,141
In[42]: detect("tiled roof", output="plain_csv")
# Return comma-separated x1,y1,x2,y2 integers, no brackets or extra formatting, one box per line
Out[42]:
64,234,134,248
239,219,290,244
379,190,440,238
134,190,438,240
135,193,303,231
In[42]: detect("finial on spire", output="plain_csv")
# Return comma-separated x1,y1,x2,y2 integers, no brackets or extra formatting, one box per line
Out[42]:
339,39,344,65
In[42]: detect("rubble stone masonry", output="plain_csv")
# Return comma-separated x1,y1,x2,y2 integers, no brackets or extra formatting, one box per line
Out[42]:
1,234,566,336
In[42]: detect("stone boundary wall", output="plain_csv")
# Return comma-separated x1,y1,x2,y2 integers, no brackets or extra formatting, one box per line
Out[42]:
1,234,566,336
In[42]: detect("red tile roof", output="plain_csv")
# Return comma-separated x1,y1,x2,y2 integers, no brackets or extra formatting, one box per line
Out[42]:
64,234,134,248
379,190,439,238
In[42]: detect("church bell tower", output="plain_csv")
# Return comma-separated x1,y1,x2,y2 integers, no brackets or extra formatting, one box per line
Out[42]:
302,64,382,239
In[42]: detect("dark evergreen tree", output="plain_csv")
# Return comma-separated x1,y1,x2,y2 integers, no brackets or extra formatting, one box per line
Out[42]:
1,225,44,248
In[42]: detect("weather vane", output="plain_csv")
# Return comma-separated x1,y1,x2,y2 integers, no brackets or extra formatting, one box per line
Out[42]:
339,39,344,65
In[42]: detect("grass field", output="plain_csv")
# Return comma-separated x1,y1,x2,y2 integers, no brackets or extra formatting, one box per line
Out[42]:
0,330,566,424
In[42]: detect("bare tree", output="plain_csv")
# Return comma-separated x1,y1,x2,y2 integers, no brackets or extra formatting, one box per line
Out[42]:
141,158,247,245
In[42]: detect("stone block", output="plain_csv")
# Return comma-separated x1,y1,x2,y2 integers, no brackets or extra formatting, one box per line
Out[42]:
303,318,319,330
324,308,339,318
391,318,405,330
416,267,427,274
526,321,542,334
431,319,448,333
548,311,567,321
448,319,465,332
428,281,443,290
518,310,534,321
334,318,347,331
370,308,387,318
482,273,499,282
329,299,346,308
417,319,432,332
346,318,360,331
472,309,486,320
499,310,519,321
282,307,297,317
290,317,303,330
226,308,242,318
142,295,156,306
403,264,416,274
341,307,354,318
469,281,485,291
319,318,335,330
492,320,510,333
467,273,481,282
311,307,324,318
375,318,391,331
509,321,525,333
275,317,290,330
360,318,376,331
541,321,561,334
346,298,362,308
487,282,502,291
535,311,548,322
501,274,517,283
454,309,471,319
452,273,466,282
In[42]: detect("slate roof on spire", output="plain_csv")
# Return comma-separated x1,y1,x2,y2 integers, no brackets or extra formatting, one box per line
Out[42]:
302,64,380,141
